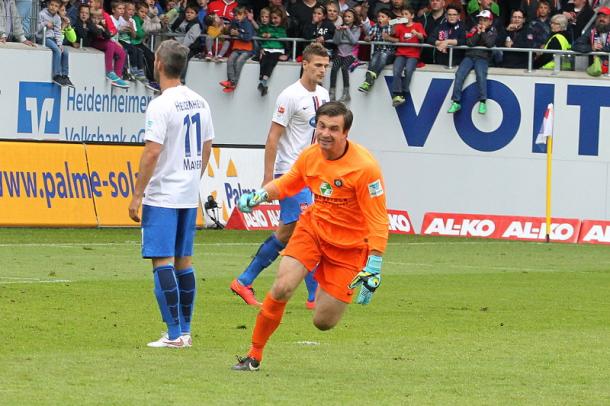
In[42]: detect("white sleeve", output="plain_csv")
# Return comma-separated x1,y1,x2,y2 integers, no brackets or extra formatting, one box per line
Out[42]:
271,90,294,127
144,99,167,144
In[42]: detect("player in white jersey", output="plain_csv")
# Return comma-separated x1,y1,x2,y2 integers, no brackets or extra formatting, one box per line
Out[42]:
230,43,330,308
128,40,215,348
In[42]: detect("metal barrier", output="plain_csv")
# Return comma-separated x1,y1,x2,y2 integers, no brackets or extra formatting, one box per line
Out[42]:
151,33,610,77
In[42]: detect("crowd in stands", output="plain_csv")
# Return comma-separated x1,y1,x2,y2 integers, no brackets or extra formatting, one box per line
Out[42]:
1,0,610,100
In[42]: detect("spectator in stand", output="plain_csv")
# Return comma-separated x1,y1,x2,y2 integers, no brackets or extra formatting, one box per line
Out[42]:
118,1,148,80
287,0,317,38
387,6,426,107
327,2,343,28
164,0,183,26
171,4,202,55
0,0,35,45
416,0,446,63
329,8,360,102
563,0,593,42
89,5,130,87
389,0,405,18
466,0,500,29
14,0,32,37
134,2,160,90
37,0,75,86
428,4,466,65
59,2,78,47
219,5,255,92
528,0,551,48
355,1,372,32
358,8,395,93
499,8,534,68
302,4,335,53
371,0,391,19
448,9,497,114
197,0,208,26
257,6,288,96
572,6,610,75
208,0,236,22
142,0,164,33
203,12,230,60
74,3,93,42
533,13,571,69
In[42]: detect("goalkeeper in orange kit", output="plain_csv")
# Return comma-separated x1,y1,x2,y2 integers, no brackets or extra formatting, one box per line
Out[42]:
232,102,389,371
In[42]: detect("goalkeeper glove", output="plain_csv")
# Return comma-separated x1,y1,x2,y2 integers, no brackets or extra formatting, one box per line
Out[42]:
348,255,382,305
237,189,269,213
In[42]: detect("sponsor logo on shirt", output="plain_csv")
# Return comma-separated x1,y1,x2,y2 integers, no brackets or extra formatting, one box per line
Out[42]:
320,181,333,197
368,179,384,197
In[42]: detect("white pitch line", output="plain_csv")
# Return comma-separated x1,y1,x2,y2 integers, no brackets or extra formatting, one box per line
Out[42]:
0,279,71,285
0,240,523,248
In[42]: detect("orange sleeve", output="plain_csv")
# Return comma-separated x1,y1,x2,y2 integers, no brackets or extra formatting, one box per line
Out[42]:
271,152,307,200
356,161,389,253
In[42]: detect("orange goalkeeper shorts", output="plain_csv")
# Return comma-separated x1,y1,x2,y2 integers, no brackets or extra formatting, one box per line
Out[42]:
283,216,368,303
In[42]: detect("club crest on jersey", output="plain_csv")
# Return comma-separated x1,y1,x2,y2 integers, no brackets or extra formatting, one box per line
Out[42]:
368,179,384,197
309,116,316,127
277,106,285,114
320,181,333,197
334,179,343,187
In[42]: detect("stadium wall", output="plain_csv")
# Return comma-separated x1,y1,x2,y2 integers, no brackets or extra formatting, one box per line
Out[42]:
1,46,610,231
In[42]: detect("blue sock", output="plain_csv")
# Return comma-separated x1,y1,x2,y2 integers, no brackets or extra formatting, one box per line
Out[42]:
304,269,318,302
175,267,196,335
237,234,285,286
153,264,181,340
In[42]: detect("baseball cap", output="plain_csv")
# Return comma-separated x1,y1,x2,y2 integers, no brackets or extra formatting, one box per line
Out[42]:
476,9,493,20
598,6,610,15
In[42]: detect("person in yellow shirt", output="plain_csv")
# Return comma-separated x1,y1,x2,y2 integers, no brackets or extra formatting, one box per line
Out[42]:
232,101,389,371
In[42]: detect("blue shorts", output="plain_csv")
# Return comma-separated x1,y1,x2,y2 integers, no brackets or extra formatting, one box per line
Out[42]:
279,187,312,224
141,205,197,259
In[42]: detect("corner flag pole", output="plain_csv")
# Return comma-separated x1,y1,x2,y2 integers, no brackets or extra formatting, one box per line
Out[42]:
545,135,553,243
536,103,554,243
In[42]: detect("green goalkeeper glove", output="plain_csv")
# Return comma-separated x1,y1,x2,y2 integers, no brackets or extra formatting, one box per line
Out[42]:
348,255,382,305
237,189,269,213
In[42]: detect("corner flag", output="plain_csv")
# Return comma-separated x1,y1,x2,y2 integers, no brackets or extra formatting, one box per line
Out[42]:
535,104,554,145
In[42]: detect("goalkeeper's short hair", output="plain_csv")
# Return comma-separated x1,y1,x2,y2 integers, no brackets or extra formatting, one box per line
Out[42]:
315,102,354,132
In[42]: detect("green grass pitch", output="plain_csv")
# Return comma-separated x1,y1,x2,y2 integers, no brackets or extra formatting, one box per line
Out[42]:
1,228,610,405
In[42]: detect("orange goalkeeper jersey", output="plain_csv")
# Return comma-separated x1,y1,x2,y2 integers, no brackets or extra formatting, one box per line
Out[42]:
273,141,389,253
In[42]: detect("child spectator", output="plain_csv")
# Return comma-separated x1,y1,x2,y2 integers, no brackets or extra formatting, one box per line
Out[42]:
59,3,78,47
133,2,160,89
219,5,255,92
144,0,165,31
388,6,426,107
428,4,466,66
257,6,287,96
141,0,164,33
448,9,497,114
358,8,395,93
37,0,74,87
203,12,230,60
74,3,93,44
89,6,130,88
171,4,202,54
330,8,361,102
302,4,335,52
326,2,343,28
118,1,147,80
